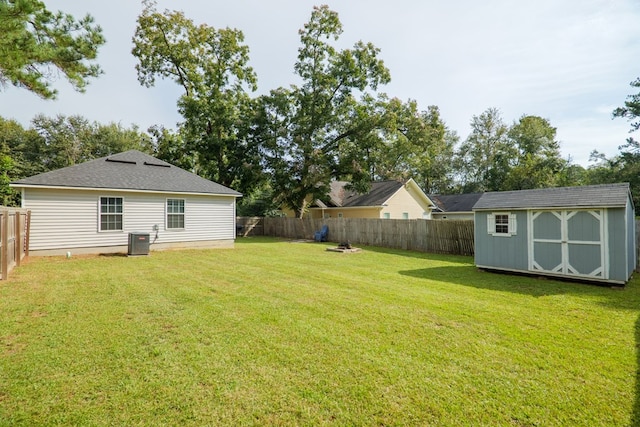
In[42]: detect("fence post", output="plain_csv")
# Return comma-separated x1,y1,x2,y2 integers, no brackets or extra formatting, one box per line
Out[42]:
15,212,22,267
25,210,31,258
1,210,8,280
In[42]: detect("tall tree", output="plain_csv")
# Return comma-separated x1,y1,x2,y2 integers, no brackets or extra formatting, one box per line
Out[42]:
503,115,565,190
256,5,390,217
586,143,640,214
455,108,512,192
613,77,640,145
0,0,104,99
132,1,261,194
371,98,457,193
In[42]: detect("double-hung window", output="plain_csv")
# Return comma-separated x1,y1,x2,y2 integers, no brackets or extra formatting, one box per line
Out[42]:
487,212,517,236
166,199,185,229
99,197,123,231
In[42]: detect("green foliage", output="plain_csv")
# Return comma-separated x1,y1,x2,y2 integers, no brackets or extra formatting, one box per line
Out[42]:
455,108,512,192
132,1,261,195
454,111,570,193
503,115,565,190
586,142,640,214
0,114,153,206
30,114,152,169
613,77,640,144
256,5,390,217
0,0,104,99
236,183,281,217
370,98,457,193
147,125,193,171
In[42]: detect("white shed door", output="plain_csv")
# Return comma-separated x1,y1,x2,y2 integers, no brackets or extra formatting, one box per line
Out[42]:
529,210,606,280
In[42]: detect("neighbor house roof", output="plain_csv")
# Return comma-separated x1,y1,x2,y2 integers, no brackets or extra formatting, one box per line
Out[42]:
11,150,241,196
472,183,631,210
429,193,483,212
316,180,424,208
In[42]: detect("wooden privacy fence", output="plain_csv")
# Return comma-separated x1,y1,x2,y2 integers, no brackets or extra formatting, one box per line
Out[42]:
236,216,264,237
0,208,30,280
262,217,475,256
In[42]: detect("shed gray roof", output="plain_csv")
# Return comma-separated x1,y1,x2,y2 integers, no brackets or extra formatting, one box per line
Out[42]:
11,150,241,196
473,183,631,210
430,193,483,212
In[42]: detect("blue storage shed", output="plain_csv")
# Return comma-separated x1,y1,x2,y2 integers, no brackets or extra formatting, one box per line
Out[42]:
473,183,635,285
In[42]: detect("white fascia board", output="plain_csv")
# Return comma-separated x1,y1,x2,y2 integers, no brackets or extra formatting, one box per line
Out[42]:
10,184,241,198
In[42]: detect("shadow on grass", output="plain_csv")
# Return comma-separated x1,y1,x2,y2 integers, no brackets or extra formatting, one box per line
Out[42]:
401,265,640,303
360,245,473,264
402,264,640,425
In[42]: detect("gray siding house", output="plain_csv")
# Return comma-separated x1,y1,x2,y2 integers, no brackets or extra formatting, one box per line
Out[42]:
10,150,241,255
473,183,635,285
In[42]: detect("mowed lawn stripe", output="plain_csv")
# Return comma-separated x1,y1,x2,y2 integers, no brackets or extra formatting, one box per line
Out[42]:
0,237,637,425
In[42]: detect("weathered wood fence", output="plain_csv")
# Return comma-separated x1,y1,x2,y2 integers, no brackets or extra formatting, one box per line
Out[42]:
236,216,264,237
0,208,31,280
636,219,640,271
258,217,475,256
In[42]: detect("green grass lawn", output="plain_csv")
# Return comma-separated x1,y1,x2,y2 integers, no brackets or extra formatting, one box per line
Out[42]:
1,237,639,426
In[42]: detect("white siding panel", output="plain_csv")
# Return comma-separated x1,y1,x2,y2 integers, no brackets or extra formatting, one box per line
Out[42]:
23,188,236,251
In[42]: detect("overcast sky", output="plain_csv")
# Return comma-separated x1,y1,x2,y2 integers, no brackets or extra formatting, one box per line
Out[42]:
2,0,639,166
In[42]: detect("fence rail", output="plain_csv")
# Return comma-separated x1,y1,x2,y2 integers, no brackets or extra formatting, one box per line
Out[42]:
236,216,264,237
260,217,475,256
0,208,30,280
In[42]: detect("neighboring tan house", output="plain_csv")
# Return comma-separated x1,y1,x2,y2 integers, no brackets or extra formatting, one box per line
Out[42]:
429,193,482,220
283,179,434,219
10,150,241,256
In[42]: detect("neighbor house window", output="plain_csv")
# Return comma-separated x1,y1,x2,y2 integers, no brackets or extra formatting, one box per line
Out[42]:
383,213,391,219
402,212,409,219
99,197,123,231
167,199,185,229
487,212,517,236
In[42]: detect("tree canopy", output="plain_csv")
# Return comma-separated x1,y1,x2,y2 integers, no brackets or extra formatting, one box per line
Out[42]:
613,77,640,145
255,5,390,217
132,0,260,194
1,4,628,214
0,0,105,99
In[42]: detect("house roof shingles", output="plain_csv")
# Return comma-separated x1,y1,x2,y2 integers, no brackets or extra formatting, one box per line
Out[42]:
11,150,241,196
473,183,631,210
430,193,483,212
322,180,404,208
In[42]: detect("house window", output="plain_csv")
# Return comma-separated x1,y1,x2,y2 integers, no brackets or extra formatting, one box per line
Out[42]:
383,213,390,219
99,197,123,231
487,212,517,236
402,212,409,219
167,199,185,229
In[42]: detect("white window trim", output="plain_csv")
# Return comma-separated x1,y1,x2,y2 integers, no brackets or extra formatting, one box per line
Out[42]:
487,212,517,237
98,196,124,232
166,198,185,230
